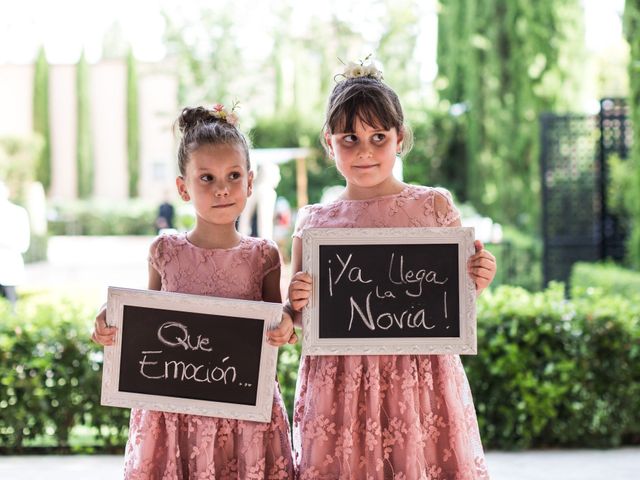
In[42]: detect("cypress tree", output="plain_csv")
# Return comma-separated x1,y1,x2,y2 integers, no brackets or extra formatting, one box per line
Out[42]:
436,0,584,233
32,46,51,191
76,50,93,198
126,47,140,197
623,0,640,267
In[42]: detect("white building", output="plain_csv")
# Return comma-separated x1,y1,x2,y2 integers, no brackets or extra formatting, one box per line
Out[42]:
0,60,179,202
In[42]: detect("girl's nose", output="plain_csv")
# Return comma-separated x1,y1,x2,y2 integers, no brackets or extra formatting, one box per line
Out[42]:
215,184,229,196
357,146,372,158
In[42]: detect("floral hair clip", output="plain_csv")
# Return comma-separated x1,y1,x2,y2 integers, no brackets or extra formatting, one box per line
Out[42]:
336,54,383,82
209,101,240,126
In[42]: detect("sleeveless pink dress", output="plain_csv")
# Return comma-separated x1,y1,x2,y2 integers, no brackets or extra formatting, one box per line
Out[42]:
293,185,489,480
123,233,294,480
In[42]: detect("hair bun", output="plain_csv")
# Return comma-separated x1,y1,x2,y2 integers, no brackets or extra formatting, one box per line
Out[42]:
177,103,240,134
177,106,212,134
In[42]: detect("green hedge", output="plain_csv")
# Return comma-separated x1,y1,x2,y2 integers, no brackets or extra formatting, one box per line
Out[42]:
570,262,640,300
48,200,194,236
0,297,129,451
1,284,638,452
466,283,640,449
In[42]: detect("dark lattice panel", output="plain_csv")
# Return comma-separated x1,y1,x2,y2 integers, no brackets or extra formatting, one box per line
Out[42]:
599,98,632,261
541,113,601,284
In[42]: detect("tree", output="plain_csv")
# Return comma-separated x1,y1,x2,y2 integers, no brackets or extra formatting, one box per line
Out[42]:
126,47,140,197
163,4,244,106
437,0,585,233
32,46,51,191
623,0,640,268
76,50,93,198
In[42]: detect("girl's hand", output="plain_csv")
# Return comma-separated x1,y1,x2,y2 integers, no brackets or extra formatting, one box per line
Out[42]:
267,312,298,346
468,240,496,294
288,271,312,311
91,304,117,346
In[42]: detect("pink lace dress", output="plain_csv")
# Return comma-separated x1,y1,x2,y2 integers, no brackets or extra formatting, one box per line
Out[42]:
123,233,294,480
293,185,489,480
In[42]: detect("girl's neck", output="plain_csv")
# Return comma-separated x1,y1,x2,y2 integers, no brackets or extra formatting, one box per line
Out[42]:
341,177,406,201
186,221,242,249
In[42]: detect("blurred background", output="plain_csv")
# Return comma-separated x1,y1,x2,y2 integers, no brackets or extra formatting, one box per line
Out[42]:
0,0,639,465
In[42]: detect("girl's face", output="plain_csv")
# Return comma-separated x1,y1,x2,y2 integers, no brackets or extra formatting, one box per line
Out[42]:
326,118,403,197
176,143,253,227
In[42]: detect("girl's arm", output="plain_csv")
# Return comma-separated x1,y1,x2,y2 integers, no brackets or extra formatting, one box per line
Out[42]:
92,244,162,346
262,243,297,346
435,193,496,294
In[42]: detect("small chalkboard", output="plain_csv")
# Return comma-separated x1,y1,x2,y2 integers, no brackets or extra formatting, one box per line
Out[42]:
100,287,282,422
301,227,477,355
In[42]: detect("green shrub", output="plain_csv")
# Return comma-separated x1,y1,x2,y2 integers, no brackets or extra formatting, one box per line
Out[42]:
1,285,638,452
0,297,129,451
466,283,640,449
23,234,48,264
48,200,195,236
486,226,542,291
570,262,640,300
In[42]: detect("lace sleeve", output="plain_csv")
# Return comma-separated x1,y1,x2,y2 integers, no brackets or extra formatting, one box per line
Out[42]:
261,239,282,278
147,235,166,273
433,188,461,226
291,204,313,239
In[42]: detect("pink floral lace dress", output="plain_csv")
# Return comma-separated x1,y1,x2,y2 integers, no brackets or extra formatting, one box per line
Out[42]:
123,233,294,480
293,185,489,480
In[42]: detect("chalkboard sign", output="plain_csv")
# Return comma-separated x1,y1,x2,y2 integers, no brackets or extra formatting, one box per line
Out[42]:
301,227,477,355
101,287,282,422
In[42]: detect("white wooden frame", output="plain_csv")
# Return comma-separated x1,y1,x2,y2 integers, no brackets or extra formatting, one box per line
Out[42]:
101,287,282,422
302,227,477,355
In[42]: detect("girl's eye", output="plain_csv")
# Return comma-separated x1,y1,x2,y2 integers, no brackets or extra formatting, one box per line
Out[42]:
373,133,386,142
343,135,357,144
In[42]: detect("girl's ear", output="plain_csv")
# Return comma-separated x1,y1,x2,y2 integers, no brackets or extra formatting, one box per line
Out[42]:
247,170,254,197
396,127,405,154
324,132,335,157
176,176,190,202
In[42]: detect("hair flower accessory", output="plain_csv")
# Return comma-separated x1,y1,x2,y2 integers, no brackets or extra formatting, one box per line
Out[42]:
209,101,240,126
338,54,383,81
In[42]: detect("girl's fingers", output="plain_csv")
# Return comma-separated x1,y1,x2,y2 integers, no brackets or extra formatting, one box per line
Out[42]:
470,268,494,282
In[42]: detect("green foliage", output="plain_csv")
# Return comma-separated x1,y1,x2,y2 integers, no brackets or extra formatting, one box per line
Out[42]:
0,136,40,204
32,46,51,191
126,48,140,198
48,200,194,236
163,6,242,105
623,1,640,268
570,262,640,300
437,0,586,233
48,200,156,236
276,342,301,423
76,51,93,198
467,283,640,449
403,109,468,200
23,234,48,264
489,226,542,291
0,297,129,450
2,284,639,452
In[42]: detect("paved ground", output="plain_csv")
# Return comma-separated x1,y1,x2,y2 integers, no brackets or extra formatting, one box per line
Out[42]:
0,448,638,479
11,237,640,479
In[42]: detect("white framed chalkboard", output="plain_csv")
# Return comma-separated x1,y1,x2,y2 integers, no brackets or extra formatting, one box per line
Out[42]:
301,227,477,355
101,287,282,422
